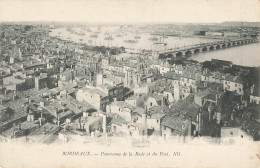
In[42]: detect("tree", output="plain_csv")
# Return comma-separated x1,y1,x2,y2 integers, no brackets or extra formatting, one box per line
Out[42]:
158,54,167,59
167,59,185,66
216,91,236,122
201,120,221,137
202,61,217,71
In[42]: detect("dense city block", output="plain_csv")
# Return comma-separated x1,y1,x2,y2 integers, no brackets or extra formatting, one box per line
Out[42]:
0,22,259,145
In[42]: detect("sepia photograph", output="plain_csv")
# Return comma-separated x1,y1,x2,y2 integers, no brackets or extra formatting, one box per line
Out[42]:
0,0,259,167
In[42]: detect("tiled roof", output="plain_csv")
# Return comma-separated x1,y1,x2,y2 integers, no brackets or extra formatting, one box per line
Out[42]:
169,94,201,121
111,114,128,126
160,115,190,133
163,72,181,80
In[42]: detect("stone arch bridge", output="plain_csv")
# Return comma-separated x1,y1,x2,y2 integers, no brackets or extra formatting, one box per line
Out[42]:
158,38,258,59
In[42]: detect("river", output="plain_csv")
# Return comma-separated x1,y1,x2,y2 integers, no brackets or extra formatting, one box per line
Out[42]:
189,42,260,67
50,27,218,51
49,27,260,67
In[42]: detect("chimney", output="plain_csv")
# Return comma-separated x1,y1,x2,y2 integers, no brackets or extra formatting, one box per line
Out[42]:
231,112,234,121
83,112,88,118
99,113,106,134
161,97,165,106
189,117,193,136
216,94,220,105
66,118,71,125
24,105,29,114
244,100,248,107
39,118,42,127
208,103,213,122
12,130,16,138
141,113,146,124
43,127,47,134
13,94,17,100
79,117,82,129
204,82,207,87
55,108,58,119
40,101,45,107
197,109,203,135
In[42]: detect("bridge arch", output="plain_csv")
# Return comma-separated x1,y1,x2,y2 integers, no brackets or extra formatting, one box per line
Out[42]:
202,47,207,52
184,50,192,56
167,53,173,58
209,46,215,50
221,43,227,48
193,48,200,54
176,52,183,59
227,43,231,47
216,45,221,49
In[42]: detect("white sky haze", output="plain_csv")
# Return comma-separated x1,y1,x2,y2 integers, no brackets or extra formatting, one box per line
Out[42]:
0,0,260,23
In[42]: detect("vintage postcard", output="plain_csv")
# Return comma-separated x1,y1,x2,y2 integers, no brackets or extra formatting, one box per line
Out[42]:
0,0,259,167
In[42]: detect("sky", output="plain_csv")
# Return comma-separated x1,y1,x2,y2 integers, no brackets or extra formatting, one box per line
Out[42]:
0,0,260,23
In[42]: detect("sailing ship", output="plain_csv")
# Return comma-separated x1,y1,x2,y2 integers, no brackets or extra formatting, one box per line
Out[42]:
153,36,167,46
148,34,159,41
124,39,138,43
78,31,85,36
124,28,138,43
124,36,138,43
134,31,141,39
104,33,114,40
90,33,98,38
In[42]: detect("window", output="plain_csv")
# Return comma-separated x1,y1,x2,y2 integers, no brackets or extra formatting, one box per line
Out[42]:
235,84,237,87
239,88,242,92
230,132,233,135
157,119,159,123
164,126,166,131
241,135,243,138
150,102,153,106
